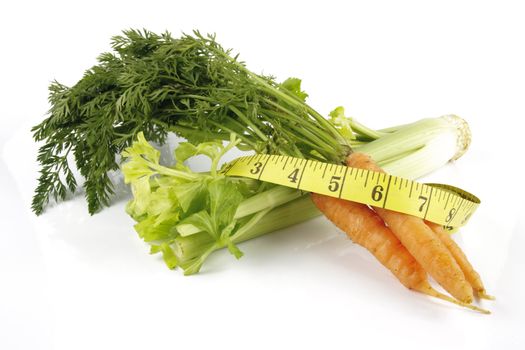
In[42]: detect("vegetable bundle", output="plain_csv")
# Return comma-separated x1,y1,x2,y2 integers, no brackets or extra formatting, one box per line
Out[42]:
32,29,492,312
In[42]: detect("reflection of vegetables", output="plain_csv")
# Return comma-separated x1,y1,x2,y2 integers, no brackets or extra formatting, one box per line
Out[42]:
345,152,490,312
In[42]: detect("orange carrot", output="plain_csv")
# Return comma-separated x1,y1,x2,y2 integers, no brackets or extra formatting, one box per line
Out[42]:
311,193,489,313
425,221,494,300
312,194,423,290
346,152,474,304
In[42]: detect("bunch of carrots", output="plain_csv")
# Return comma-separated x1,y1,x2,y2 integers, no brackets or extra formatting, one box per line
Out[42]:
312,152,493,313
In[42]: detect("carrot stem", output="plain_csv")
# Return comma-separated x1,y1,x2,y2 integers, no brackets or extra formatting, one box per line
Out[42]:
426,288,490,314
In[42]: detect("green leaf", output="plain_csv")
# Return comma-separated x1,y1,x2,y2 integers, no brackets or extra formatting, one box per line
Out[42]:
208,178,243,228
280,77,309,101
329,106,355,140
133,215,178,243
172,179,209,213
178,210,217,239
174,140,223,164
121,132,161,183
125,176,152,218
145,182,181,226
122,132,200,184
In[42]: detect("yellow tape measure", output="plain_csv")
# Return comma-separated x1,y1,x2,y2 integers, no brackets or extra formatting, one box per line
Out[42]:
222,154,480,230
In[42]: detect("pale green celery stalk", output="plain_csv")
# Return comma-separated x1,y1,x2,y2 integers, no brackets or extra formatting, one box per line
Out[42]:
230,196,320,242
375,117,445,134
174,115,472,263
233,187,301,218
381,141,453,179
348,118,387,140
174,194,320,263
377,121,414,133
356,115,470,164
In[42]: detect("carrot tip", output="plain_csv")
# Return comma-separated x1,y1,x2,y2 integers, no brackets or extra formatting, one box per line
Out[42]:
437,295,491,314
478,291,496,301
419,286,491,314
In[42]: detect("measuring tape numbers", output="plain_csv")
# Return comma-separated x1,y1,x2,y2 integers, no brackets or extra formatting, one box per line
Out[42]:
221,154,480,230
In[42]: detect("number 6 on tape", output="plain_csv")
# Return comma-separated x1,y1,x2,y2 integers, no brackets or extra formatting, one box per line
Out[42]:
221,154,480,230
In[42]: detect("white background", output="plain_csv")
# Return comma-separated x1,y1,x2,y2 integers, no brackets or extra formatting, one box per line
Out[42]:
1,1,524,349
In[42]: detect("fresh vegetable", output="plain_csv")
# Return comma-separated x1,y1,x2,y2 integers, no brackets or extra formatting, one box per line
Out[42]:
358,115,472,178
122,132,306,274
32,29,354,215
311,193,488,313
425,221,494,300
346,152,491,306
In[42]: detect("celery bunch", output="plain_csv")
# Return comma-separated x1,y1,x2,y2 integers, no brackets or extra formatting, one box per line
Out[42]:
123,133,313,274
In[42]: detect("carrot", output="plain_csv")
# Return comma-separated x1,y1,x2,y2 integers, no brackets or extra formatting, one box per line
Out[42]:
425,221,494,300
311,193,489,313
311,194,423,290
346,152,474,304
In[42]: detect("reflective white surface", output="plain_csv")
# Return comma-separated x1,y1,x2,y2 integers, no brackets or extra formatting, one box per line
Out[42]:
1,1,524,349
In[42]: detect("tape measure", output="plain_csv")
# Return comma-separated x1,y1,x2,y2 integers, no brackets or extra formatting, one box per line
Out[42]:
221,154,480,230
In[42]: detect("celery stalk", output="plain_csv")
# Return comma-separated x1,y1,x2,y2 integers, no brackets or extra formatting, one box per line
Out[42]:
357,115,470,164
174,195,320,263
